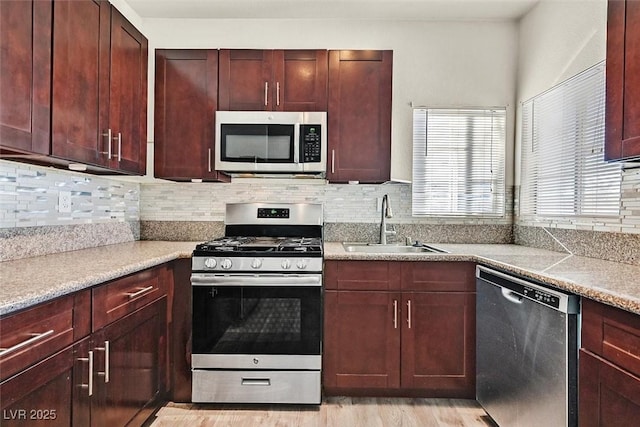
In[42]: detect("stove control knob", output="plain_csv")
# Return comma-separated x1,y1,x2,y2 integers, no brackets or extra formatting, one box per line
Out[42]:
251,258,262,269
296,259,308,270
281,259,291,270
204,258,217,269
220,258,233,270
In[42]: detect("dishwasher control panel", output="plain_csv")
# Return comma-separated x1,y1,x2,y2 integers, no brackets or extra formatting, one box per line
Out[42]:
523,287,560,309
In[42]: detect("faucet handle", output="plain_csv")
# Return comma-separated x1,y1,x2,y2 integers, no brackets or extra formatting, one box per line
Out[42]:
405,236,412,246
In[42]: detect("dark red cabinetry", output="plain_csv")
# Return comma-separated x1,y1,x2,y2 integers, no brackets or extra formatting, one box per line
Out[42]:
605,0,640,161
323,260,475,397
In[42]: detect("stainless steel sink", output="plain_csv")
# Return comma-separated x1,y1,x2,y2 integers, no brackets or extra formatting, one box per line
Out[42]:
342,242,448,254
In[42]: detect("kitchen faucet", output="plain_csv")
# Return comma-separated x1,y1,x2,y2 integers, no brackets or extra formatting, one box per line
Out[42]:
379,194,396,244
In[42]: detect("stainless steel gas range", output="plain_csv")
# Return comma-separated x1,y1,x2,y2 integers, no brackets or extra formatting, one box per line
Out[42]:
191,203,323,404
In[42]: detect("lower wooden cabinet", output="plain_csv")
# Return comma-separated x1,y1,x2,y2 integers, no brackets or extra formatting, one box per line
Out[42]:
324,290,401,390
90,297,167,427
579,349,640,426
0,265,171,427
579,298,640,426
0,346,75,426
323,260,475,397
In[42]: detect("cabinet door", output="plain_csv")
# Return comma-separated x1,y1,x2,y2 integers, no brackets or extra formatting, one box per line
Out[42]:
605,0,640,160
327,50,392,183
579,349,640,427
0,346,74,427
92,297,167,427
273,50,328,111
323,291,400,392
155,50,227,181
0,0,51,154
219,49,273,111
51,0,110,167
401,292,475,397
108,7,147,174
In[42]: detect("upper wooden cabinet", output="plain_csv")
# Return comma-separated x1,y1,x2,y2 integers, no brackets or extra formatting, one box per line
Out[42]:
0,0,147,175
0,0,52,155
218,49,328,111
327,50,392,183
605,0,640,161
154,50,228,181
51,0,147,174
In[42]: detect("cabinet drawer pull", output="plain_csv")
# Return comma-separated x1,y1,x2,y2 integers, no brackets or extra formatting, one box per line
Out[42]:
0,329,54,357
78,351,94,396
264,82,269,106
393,299,398,329
126,285,154,299
96,340,110,383
407,300,412,329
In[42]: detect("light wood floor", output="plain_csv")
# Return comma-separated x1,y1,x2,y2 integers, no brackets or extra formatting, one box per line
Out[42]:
150,397,495,427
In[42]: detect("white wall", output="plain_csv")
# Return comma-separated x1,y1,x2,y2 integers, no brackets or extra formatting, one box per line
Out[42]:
515,0,607,185
142,18,519,183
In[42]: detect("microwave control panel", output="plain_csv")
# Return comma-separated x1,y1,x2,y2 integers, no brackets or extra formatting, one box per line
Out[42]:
300,125,322,163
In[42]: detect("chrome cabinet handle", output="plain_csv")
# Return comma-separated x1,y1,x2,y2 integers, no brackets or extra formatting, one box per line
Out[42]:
208,148,212,172
0,329,54,357
393,300,398,329
95,341,110,383
126,285,154,299
331,150,335,174
78,351,94,396
407,300,412,329
102,129,113,159
113,133,122,162
264,82,269,106
276,81,280,106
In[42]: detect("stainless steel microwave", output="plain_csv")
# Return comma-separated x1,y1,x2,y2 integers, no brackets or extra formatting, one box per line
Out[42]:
215,111,327,174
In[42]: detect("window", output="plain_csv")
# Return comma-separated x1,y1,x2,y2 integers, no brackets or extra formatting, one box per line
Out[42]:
520,62,621,217
412,108,506,216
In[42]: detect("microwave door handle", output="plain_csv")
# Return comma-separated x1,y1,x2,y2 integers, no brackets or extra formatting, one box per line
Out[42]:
294,123,301,168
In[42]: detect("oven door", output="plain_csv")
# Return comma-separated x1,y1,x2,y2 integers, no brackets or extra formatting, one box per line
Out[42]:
191,274,322,370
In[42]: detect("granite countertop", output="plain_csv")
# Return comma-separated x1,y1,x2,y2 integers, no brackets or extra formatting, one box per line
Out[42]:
324,242,640,315
2,241,639,317
0,241,198,316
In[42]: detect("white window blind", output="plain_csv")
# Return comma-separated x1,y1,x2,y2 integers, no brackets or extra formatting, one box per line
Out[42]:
520,62,621,217
412,108,506,216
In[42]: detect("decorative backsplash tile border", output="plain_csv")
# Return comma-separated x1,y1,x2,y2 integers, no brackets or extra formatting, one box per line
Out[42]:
140,181,514,226
0,160,140,228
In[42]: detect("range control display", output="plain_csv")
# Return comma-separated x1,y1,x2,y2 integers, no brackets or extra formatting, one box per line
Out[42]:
257,208,290,219
523,287,560,309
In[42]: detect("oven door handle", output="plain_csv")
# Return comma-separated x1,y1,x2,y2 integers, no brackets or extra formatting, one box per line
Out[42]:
190,273,322,287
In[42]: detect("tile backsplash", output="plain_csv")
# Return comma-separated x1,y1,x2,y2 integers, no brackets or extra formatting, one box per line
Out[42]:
140,180,514,226
0,160,140,228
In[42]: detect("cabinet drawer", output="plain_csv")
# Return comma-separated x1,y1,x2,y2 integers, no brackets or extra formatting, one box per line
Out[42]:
0,290,90,382
324,260,401,291
582,299,640,378
401,262,476,292
93,266,167,331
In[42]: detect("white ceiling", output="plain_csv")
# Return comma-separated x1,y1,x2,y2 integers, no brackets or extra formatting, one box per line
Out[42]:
125,0,540,21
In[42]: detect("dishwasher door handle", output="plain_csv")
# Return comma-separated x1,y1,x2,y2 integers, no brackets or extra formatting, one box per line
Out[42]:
501,288,524,304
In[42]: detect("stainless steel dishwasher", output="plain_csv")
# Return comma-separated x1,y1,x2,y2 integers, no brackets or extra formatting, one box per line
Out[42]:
476,266,580,427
